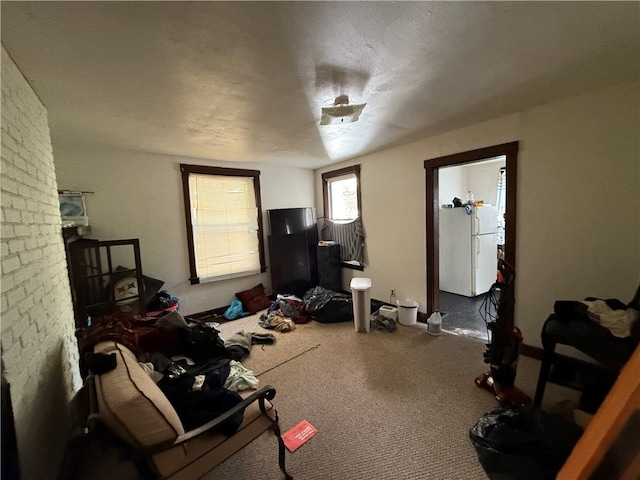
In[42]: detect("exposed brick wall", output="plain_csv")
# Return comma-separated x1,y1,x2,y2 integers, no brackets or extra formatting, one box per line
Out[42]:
1,47,81,480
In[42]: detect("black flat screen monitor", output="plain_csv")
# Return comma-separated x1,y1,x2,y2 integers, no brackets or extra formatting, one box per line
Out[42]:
268,207,317,240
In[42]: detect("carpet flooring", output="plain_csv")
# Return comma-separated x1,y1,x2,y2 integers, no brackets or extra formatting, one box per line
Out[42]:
206,314,580,480
75,312,583,480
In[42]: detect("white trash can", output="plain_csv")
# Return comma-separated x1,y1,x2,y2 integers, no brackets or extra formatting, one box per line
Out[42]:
350,277,372,333
397,298,419,326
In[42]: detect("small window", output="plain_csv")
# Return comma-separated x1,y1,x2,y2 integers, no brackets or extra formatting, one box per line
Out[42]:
321,165,365,269
327,173,358,221
322,165,361,222
181,164,266,284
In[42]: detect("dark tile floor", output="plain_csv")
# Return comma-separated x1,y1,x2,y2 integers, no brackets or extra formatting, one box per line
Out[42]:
438,291,491,343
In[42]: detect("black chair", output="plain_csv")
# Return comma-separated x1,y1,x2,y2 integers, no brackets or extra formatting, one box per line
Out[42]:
533,286,640,410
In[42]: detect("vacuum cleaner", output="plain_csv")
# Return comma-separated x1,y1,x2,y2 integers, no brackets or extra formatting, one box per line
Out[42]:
475,260,531,406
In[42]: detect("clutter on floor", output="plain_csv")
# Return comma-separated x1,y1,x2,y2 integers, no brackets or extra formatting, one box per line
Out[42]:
469,404,583,480
75,283,411,439
470,283,640,480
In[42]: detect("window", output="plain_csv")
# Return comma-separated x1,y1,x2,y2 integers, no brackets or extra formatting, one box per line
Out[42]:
326,173,358,221
181,164,266,284
322,165,361,222
321,165,365,269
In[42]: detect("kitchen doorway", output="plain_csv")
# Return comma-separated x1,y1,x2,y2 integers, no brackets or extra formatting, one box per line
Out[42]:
438,157,505,341
423,142,518,341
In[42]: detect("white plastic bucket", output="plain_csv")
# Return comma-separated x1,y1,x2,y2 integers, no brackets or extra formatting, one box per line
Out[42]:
350,277,372,333
397,298,419,326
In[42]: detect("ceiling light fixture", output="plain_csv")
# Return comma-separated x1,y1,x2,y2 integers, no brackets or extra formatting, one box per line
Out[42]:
320,95,366,126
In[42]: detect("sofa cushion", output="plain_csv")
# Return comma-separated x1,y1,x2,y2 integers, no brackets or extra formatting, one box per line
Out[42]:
94,341,185,448
151,391,276,480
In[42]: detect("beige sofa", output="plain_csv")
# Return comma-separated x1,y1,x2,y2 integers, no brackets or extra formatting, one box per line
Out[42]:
87,340,292,480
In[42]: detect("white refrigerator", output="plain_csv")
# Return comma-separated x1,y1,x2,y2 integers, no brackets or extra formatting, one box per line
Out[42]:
439,206,498,297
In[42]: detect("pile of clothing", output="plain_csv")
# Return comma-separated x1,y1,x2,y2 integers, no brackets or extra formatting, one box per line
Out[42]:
81,310,274,435
258,295,310,332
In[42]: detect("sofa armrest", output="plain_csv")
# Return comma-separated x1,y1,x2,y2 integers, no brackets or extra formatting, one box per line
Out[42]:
143,385,278,455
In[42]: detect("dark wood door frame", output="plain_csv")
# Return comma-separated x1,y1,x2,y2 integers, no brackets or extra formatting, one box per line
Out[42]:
423,142,519,315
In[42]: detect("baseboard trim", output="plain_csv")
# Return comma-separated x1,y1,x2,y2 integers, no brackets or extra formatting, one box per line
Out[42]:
520,343,544,360
189,295,431,324
186,306,228,322
188,295,281,323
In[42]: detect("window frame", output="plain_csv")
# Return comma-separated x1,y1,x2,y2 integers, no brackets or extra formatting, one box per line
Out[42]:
321,164,364,270
322,165,361,222
180,164,267,285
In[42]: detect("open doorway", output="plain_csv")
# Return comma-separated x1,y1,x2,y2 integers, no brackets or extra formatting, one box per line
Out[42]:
438,157,506,341
424,142,518,340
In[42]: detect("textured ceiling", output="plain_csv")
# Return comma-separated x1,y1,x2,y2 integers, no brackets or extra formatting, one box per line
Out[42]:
2,2,638,169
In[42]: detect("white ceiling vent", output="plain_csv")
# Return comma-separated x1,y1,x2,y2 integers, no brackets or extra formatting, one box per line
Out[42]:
320,95,366,126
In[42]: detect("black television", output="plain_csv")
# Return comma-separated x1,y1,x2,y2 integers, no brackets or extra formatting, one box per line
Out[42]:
268,207,318,243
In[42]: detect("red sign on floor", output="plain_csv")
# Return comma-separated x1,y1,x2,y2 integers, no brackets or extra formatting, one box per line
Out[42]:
282,419,318,453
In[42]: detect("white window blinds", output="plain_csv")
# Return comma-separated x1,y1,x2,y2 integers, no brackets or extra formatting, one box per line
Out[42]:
188,174,260,282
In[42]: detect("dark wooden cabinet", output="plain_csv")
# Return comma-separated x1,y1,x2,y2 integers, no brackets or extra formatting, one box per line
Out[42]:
269,234,343,297
318,244,342,292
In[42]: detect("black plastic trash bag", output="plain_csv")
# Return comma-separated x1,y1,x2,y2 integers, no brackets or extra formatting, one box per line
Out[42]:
469,405,583,480
302,286,338,312
302,286,353,323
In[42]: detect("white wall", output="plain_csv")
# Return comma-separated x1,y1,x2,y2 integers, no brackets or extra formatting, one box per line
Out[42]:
316,81,640,348
1,47,82,480
438,166,466,206
53,146,316,315
466,158,505,206
438,158,505,207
